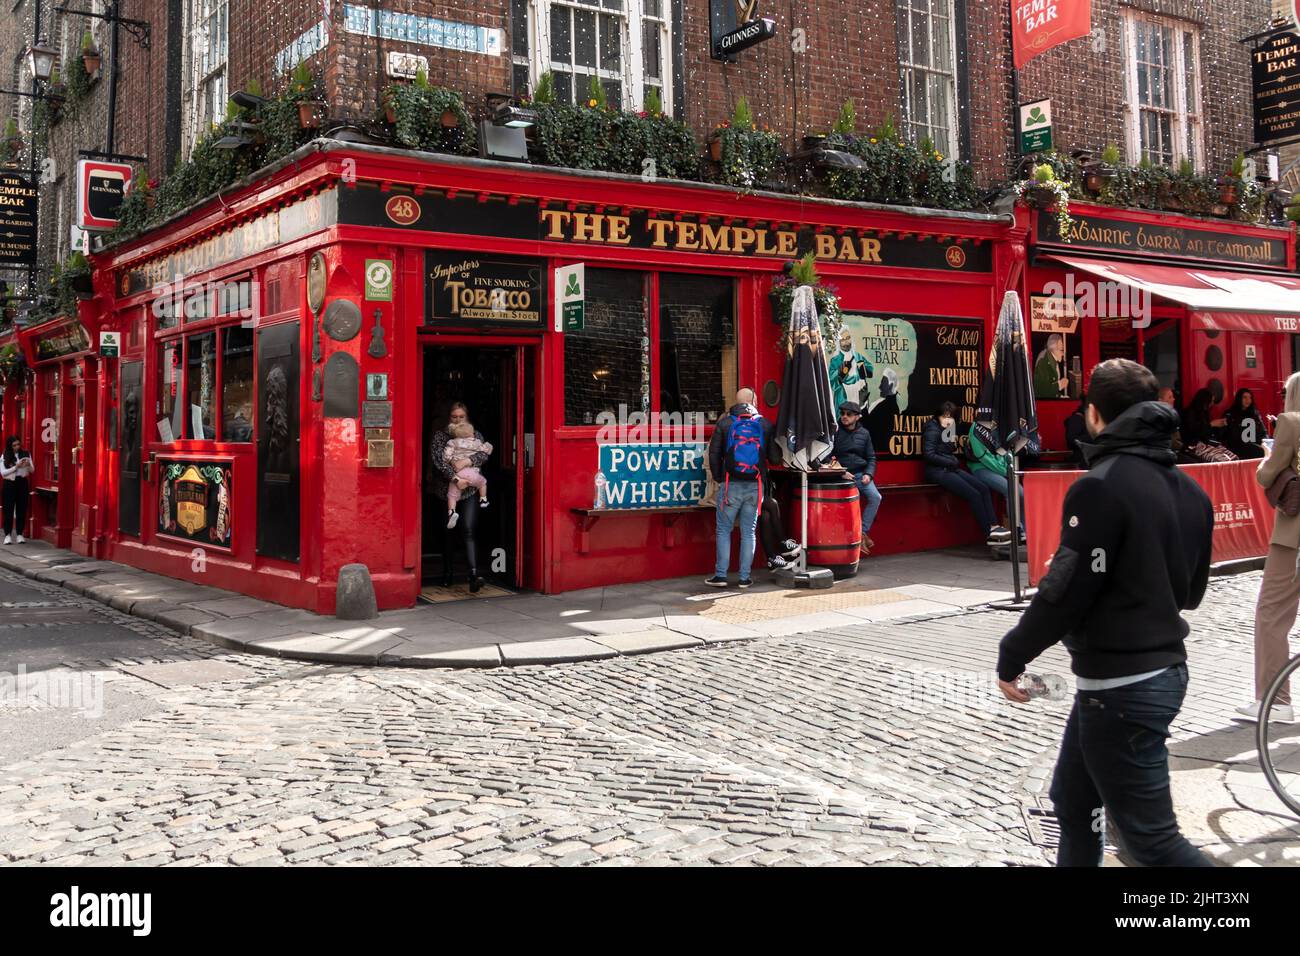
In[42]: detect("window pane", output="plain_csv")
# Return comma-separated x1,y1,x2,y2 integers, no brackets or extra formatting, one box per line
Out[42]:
603,78,622,110
564,269,648,426
554,69,573,104
599,12,620,71
550,6,571,62
574,8,597,68
658,274,736,422
511,0,529,55
513,63,531,99
911,12,929,65
221,326,254,443
158,340,183,441
186,331,217,440
644,0,661,16
642,22,661,80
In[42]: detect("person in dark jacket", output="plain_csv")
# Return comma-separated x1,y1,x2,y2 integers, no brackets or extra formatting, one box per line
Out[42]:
832,401,882,555
1223,387,1268,460
922,401,1011,547
996,359,1214,868
1180,387,1222,448
705,390,781,587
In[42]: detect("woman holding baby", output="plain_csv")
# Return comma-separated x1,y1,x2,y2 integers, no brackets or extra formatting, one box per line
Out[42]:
428,402,492,592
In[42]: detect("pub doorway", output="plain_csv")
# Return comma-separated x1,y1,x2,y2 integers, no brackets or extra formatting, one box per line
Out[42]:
420,343,536,600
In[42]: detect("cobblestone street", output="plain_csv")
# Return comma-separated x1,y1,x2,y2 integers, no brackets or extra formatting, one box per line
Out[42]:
1,565,1297,867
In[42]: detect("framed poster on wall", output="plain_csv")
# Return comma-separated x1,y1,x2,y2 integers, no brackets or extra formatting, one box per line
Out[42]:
157,459,233,549
1029,294,1083,401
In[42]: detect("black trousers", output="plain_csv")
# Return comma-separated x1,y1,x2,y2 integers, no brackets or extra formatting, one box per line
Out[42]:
442,494,480,579
2,478,28,536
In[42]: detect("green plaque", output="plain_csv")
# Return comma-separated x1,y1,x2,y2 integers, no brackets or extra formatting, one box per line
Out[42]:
563,301,584,332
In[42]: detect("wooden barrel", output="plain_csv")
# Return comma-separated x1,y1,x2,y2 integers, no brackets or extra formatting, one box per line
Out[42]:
792,476,860,579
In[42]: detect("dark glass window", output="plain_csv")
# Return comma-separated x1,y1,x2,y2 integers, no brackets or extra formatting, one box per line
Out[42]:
157,339,183,441
658,273,735,422
564,269,649,425
221,326,255,442
186,331,217,440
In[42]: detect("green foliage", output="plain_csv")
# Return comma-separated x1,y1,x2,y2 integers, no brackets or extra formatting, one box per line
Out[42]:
81,28,96,53
820,130,980,212
1231,152,1247,178
713,123,781,190
532,70,555,105
789,252,820,286
643,86,662,117
586,74,607,109
62,51,93,120
874,114,901,144
3,118,17,138
382,79,475,154
831,99,855,135
731,97,754,130
1100,143,1122,165
532,99,700,179
1033,163,1055,183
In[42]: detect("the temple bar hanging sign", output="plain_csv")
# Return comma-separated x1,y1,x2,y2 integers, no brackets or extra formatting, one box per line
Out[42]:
1251,29,1300,146
710,0,776,59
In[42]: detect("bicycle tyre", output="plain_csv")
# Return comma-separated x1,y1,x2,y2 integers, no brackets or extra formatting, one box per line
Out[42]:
1257,652,1300,818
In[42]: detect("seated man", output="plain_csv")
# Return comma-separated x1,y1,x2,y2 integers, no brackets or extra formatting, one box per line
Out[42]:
832,401,882,555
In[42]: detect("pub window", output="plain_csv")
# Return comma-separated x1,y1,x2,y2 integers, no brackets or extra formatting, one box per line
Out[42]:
186,331,217,440
39,368,59,484
658,273,736,422
564,268,650,425
896,0,959,160
513,0,673,113
157,339,183,440
221,326,254,442
1123,11,1203,169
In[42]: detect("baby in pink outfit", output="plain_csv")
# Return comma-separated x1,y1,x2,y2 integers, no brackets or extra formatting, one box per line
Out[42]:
445,421,492,529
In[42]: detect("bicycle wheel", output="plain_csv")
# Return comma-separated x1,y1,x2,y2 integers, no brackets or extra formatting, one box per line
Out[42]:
1257,653,1300,818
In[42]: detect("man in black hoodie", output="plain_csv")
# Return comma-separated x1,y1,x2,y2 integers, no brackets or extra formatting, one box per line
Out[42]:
997,359,1214,867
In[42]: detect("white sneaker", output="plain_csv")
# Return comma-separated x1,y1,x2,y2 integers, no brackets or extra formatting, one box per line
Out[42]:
1234,701,1294,723
446,511,459,530
14,535,23,544
2,536,9,545
479,499,489,508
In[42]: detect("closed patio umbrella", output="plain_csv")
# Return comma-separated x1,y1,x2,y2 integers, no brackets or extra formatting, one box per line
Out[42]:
973,291,1041,602
774,285,838,576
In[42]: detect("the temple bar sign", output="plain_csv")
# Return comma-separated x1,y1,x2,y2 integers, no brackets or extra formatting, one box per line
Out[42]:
77,159,133,232
1251,29,1300,146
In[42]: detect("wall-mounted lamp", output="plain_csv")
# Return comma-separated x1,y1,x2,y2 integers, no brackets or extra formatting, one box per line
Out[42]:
24,41,58,82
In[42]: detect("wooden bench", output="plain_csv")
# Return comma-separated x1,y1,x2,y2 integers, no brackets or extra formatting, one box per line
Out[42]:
570,505,713,554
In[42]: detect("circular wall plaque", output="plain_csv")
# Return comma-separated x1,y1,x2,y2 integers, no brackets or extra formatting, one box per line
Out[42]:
307,253,327,314
323,299,363,342
763,380,781,407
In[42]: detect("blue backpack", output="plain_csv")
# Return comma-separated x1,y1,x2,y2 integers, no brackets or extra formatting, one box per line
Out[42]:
723,413,765,506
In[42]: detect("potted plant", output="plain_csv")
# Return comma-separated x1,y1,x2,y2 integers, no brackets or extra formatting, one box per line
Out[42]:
287,63,326,129
45,68,66,107
63,252,94,297
709,98,782,190
770,253,845,352
81,29,101,76
1218,153,1245,206
1084,143,1120,194
2,118,22,160
1016,162,1074,237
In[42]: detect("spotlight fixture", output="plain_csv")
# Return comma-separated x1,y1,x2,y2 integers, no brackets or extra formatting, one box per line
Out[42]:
230,89,269,110
485,92,536,129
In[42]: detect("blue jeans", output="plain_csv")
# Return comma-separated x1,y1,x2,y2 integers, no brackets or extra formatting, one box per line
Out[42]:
854,476,882,535
926,467,998,534
971,468,1024,532
1050,664,1213,867
715,480,760,579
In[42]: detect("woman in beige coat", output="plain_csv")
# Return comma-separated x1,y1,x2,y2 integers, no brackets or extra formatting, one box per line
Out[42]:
1245,372,1300,723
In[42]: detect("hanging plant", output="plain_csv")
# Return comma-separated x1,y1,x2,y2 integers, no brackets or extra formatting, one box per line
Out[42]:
81,28,101,76
709,97,781,191
770,254,844,357
381,69,475,154
1015,163,1074,238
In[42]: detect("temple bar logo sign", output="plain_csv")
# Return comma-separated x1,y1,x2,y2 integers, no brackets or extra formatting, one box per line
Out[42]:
1251,28,1300,146
0,171,38,267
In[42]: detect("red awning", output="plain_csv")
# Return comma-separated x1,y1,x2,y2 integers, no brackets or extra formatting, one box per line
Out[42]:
1042,254,1300,333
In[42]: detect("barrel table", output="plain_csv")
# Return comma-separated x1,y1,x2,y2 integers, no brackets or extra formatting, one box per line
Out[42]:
792,474,861,579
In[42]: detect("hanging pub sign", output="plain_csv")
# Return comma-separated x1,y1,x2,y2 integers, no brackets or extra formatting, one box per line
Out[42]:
835,312,984,460
0,171,38,267
1251,29,1300,146
342,189,992,273
77,159,133,233
425,252,545,327
709,0,776,60
157,459,233,549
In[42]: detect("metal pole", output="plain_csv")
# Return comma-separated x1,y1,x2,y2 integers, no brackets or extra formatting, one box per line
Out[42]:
106,0,120,155
798,469,809,574
27,0,43,301
1008,452,1024,603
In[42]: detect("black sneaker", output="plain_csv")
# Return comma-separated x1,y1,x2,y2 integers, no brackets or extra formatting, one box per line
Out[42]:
767,555,788,571
737,578,753,588
704,575,730,587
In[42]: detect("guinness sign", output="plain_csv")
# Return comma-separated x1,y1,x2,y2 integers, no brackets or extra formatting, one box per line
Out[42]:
710,0,776,60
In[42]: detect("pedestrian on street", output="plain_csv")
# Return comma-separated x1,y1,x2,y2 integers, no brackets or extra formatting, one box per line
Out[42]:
996,359,1215,867
1241,372,1300,724
922,402,1011,547
966,427,1024,542
1,435,32,545
706,388,780,588
832,401,882,556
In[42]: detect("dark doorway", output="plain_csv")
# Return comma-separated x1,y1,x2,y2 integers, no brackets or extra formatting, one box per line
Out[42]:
421,345,529,593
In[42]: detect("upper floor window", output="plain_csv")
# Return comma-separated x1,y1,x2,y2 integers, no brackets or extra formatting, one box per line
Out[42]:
182,0,229,154
896,0,959,160
1123,11,1203,169
512,0,672,113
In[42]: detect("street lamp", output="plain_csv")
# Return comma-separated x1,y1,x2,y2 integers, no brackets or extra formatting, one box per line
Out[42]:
24,41,57,82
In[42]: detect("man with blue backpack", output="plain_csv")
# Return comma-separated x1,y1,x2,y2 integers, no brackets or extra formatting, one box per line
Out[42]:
705,389,781,588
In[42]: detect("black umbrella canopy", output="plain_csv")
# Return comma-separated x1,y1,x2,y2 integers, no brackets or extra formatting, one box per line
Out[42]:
974,292,1040,455
775,285,837,470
